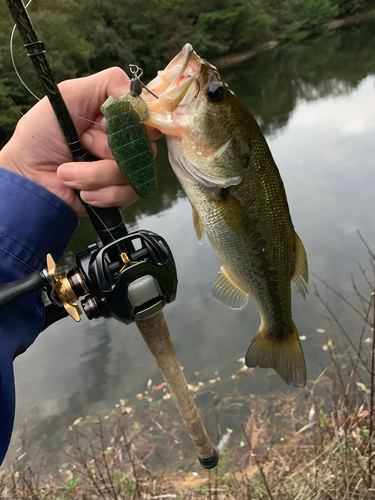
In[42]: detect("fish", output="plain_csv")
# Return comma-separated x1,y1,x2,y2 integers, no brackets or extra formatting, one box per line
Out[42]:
101,92,157,199
144,43,308,387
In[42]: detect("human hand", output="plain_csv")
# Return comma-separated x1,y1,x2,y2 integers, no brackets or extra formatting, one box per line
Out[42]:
0,68,162,216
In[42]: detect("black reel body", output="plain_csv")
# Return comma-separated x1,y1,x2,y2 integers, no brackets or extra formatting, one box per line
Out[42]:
74,230,177,324
0,230,177,329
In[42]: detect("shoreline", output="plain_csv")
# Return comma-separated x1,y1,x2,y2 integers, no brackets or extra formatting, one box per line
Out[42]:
214,11,371,69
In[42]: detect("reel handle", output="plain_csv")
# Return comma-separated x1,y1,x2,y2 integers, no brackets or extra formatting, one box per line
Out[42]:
0,271,46,310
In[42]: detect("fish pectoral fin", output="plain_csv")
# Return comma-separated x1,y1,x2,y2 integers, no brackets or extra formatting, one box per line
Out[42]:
180,137,242,188
245,323,307,388
212,267,249,310
192,205,205,244
211,137,248,178
291,232,309,298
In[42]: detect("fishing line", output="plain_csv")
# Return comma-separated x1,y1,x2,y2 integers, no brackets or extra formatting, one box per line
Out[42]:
7,93,24,116
9,0,121,251
85,206,122,252
10,0,40,101
10,1,106,130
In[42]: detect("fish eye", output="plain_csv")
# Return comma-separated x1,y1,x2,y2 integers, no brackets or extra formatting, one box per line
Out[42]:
206,83,224,103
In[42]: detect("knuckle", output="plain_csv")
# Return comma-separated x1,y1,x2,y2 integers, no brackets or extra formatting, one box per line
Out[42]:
98,185,120,207
92,163,103,185
105,66,130,82
58,80,70,94
109,185,121,204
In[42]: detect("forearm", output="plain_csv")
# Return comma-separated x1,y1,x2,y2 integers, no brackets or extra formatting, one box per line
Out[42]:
0,167,78,465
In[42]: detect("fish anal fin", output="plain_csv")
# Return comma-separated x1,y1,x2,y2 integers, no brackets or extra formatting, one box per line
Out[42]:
292,232,309,298
245,322,307,388
212,266,249,310
192,205,205,244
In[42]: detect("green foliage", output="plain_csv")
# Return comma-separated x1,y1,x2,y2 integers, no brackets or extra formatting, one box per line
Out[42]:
121,477,137,494
193,1,275,57
282,0,339,38
110,471,124,484
0,79,23,136
293,0,339,29
333,0,366,16
221,20,375,137
0,0,369,142
61,477,80,495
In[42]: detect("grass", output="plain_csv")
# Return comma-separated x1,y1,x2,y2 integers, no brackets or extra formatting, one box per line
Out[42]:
1,234,375,499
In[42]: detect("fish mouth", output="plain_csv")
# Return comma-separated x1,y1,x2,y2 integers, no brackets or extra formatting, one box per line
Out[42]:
145,43,201,113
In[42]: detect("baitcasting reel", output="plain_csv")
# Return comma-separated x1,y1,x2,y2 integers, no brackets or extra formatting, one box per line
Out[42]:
0,230,178,330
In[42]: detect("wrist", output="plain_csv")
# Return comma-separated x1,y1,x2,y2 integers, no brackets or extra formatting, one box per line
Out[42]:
0,139,83,215
0,142,23,177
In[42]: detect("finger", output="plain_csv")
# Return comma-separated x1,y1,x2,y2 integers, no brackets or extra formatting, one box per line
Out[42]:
81,184,139,210
145,124,163,141
70,112,106,133
80,130,114,160
81,128,158,161
57,159,127,190
95,115,162,141
59,67,131,133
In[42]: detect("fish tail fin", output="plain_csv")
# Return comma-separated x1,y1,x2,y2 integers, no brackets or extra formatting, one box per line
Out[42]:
245,322,306,388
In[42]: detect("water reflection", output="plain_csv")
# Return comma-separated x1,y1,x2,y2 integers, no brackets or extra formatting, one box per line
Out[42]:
10,21,375,463
24,320,117,453
223,23,375,136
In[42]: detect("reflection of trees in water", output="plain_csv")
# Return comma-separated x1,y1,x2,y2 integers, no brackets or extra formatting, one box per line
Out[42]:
223,22,375,137
27,321,115,454
293,79,352,101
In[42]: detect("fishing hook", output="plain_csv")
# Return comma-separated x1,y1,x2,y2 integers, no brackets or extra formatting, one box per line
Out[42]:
129,64,159,99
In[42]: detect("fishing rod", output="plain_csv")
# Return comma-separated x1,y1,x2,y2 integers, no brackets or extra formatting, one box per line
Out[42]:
1,0,218,469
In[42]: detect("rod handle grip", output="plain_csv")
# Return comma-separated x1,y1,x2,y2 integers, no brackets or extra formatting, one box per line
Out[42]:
136,311,219,469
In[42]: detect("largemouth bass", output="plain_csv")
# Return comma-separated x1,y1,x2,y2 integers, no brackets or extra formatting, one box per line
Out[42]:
145,44,308,387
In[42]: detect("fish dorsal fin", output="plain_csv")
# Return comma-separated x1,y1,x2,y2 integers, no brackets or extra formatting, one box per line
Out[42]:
192,205,205,244
291,232,308,298
212,267,249,310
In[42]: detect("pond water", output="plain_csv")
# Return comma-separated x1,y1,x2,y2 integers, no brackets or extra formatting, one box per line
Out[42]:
8,21,375,462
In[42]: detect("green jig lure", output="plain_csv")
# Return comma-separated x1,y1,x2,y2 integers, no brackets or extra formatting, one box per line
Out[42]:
101,92,157,199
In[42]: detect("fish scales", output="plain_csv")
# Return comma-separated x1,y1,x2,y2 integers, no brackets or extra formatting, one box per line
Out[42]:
145,44,308,387
173,137,294,333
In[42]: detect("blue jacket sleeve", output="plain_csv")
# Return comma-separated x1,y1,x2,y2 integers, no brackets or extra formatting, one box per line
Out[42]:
0,167,78,465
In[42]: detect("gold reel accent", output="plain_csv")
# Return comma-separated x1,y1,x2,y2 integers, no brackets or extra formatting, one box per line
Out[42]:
119,252,138,273
46,254,82,322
